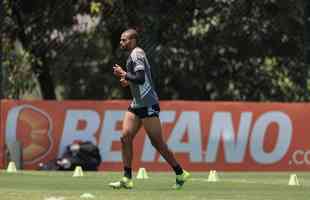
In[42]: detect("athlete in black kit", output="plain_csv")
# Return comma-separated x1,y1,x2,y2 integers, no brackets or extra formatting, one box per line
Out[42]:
109,29,190,190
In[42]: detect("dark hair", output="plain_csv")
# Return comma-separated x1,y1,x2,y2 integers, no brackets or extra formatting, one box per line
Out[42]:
123,28,139,41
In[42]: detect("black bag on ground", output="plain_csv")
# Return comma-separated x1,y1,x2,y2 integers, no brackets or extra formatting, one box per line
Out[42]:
39,141,101,171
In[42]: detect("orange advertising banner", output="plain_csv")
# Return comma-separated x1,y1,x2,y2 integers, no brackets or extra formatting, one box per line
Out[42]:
1,99,310,171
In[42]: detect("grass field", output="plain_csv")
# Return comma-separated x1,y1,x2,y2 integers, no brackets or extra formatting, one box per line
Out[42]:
0,170,309,200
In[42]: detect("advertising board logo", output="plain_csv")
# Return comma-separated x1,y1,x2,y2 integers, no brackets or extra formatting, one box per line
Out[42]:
6,105,53,164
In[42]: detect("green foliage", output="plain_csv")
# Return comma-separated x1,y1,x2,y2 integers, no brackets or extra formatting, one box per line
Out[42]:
3,50,37,99
158,0,306,101
2,32,38,98
1,0,307,101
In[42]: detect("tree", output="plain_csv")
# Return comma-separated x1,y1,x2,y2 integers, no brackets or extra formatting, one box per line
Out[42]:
1,0,307,101
158,0,306,101
2,0,112,99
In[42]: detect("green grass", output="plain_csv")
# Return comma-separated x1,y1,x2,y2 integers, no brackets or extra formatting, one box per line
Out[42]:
0,170,309,200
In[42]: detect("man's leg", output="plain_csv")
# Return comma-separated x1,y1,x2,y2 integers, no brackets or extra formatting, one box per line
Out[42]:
143,117,190,189
143,117,179,167
121,111,142,177
109,111,141,189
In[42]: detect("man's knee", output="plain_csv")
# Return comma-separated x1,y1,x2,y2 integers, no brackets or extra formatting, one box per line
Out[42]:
149,137,165,149
121,131,134,144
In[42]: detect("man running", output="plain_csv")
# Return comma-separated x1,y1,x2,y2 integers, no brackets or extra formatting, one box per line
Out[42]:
109,28,190,190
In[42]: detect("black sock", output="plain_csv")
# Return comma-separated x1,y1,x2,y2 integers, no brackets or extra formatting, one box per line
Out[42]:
124,167,132,179
172,165,183,175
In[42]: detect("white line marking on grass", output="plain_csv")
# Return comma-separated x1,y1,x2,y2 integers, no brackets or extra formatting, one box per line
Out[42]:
44,197,65,200
80,193,95,199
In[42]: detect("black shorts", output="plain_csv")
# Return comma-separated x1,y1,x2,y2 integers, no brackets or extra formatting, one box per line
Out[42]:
128,104,160,119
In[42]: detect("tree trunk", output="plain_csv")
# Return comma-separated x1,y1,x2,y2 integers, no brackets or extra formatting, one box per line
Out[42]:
12,3,56,99
36,63,56,99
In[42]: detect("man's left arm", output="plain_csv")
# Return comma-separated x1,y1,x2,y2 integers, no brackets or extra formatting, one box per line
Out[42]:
124,70,145,84
125,54,146,84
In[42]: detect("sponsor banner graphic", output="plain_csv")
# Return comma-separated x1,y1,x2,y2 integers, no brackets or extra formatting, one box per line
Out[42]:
1,100,310,171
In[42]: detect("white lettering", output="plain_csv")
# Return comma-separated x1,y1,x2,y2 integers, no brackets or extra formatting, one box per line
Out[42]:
205,112,252,163
100,110,125,162
305,151,310,165
291,149,310,165
58,110,100,156
160,112,202,162
250,112,292,164
292,150,304,165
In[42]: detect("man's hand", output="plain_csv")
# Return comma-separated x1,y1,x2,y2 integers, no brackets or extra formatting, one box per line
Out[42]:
113,64,126,79
120,78,129,87
70,144,80,152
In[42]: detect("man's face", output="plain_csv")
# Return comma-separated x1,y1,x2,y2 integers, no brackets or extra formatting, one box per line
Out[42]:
120,32,135,50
